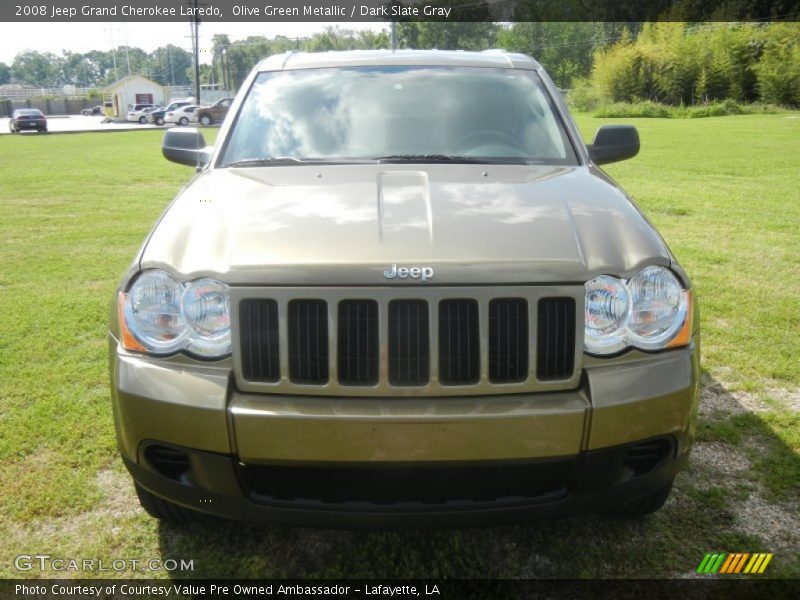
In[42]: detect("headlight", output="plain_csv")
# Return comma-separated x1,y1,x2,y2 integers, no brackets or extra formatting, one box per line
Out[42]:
584,275,631,354
181,278,231,357
584,266,690,355
120,270,231,358
123,270,186,354
626,266,688,350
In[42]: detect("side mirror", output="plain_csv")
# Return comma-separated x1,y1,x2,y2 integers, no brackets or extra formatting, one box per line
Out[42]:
587,125,640,165
162,128,212,168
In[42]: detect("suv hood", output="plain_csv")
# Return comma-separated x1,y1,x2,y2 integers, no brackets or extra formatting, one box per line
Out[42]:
140,164,671,285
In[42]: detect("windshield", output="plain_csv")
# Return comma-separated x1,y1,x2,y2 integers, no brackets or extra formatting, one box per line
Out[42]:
219,66,577,166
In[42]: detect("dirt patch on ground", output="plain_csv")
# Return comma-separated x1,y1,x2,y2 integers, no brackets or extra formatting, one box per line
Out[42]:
690,378,800,559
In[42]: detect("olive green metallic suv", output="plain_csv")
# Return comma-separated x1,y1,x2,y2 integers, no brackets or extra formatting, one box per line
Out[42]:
109,50,699,527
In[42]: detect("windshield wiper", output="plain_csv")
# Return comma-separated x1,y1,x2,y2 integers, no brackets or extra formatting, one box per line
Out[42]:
374,154,490,163
224,157,307,167
372,154,530,164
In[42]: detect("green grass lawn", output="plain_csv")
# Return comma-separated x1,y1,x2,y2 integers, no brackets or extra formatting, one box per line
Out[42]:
0,116,798,579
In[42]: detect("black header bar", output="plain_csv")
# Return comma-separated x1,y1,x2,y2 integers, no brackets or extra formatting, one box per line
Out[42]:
2,0,800,22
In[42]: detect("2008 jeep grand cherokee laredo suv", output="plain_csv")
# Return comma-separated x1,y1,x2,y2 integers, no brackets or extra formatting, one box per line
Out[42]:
109,50,699,527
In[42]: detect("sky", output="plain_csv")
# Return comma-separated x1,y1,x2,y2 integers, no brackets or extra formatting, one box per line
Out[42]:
0,21,390,65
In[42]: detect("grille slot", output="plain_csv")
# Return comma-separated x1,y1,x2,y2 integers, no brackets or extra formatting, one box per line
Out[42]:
388,300,429,386
438,299,480,385
537,297,576,380
337,300,379,386
239,299,280,382
288,299,329,384
489,298,529,383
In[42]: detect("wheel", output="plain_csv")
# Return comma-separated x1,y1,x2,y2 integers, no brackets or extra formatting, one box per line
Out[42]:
602,481,673,517
39,128,47,133
9,126,15,134
155,117,165,126
139,116,147,124
199,114,212,126
179,117,189,126
134,482,200,524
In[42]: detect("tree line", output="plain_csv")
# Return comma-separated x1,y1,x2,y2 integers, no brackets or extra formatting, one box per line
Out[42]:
2,22,798,108
1,45,194,88
0,23,625,90
587,22,800,107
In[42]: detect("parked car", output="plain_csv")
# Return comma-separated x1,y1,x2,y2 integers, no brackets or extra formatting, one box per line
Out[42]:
126,103,155,124
111,50,699,527
164,105,199,126
148,99,194,126
137,106,162,124
196,98,234,126
81,106,104,116
9,108,47,133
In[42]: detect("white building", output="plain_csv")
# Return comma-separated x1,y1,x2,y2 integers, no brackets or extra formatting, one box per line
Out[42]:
104,76,166,117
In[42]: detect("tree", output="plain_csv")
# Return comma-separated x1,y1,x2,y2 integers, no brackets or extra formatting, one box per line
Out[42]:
12,51,64,87
0,62,11,84
397,22,499,51
498,23,615,88
148,45,192,86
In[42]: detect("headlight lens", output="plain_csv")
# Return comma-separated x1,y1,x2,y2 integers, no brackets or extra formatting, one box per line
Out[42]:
181,278,231,357
584,275,631,354
122,270,231,358
584,266,690,355
124,270,186,354
626,266,688,349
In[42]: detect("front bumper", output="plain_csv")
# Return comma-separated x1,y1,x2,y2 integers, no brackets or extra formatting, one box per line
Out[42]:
110,337,699,526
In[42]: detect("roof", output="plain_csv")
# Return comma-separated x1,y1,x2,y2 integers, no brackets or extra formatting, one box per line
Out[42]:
104,75,163,91
257,49,541,72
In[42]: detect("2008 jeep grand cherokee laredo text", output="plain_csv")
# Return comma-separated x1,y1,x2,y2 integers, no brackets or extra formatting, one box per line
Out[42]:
109,50,699,527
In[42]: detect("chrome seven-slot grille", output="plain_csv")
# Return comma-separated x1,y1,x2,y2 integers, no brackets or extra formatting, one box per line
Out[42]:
234,287,580,396
234,288,578,396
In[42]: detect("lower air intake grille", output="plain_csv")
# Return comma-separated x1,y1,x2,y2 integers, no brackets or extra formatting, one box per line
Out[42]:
388,300,429,386
439,299,480,385
337,300,379,386
241,460,572,505
239,299,280,382
536,297,576,380
288,299,329,384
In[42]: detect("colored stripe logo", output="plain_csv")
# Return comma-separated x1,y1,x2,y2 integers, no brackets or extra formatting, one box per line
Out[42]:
697,553,773,574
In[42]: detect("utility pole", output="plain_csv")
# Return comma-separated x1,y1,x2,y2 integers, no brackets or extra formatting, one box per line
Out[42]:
193,0,200,105
187,0,201,104
391,21,397,51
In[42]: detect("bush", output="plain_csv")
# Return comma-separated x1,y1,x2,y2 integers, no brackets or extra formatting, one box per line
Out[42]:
566,77,603,112
593,101,673,118
591,100,786,119
585,23,800,108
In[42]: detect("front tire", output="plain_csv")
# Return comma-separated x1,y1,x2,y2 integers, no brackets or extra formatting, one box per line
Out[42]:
155,117,165,126
134,482,200,524
179,117,189,126
199,114,212,126
602,481,673,517
139,116,147,124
